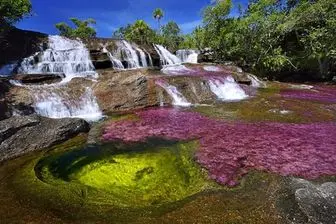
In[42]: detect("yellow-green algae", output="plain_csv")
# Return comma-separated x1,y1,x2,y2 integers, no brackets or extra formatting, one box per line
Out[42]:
0,136,286,223
36,139,217,207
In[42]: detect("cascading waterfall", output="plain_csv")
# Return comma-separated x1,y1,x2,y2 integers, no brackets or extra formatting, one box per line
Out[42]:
134,46,148,67
102,47,125,70
120,40,141,68
145,50,153,67
34,87,103,121
208,76,248,101
176,50,199,64
18,35,97,82
156,80,191,107
154,45,181,66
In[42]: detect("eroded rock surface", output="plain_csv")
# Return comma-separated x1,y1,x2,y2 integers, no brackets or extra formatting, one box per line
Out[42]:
0,115,90,162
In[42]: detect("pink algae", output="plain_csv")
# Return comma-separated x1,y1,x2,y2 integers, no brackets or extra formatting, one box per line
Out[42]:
103,108,336,186
281,85,336,103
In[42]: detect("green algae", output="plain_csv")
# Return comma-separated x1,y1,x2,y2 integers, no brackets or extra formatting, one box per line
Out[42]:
0,137,287,223
35,139,216,208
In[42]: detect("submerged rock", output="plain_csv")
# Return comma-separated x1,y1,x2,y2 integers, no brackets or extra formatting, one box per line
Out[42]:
0,115,90,162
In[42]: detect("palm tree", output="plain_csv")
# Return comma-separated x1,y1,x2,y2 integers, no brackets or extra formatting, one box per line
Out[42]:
153,8,164,32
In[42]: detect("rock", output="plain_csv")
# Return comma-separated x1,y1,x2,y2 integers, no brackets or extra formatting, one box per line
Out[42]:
0,27,47,68
14,73,65,84
0,115,90,161
0,79,10,120
332,76,336,83
94,70,158,112
90,52,113,70
280,178,336,224
198,48,214,63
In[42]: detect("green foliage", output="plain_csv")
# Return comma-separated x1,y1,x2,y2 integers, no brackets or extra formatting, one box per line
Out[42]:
0,0,32,25
114,20,158,45
161,21,183,51
196,0,336,79
55,18,96,39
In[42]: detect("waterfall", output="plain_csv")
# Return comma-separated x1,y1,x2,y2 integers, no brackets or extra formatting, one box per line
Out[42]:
102,47,124,70
154,45,181,66
208,76,248,101
34,87,103,121
134,46,148,67
156,80,191,107
176,50,199,64
120,40,141,68
247,74,266,88
18,35,97,82
145,50,153,67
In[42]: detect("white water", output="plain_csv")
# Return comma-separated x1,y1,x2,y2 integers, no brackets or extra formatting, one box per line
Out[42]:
156,80,191,107
176,50,199,64
154,45,181,66
18,35,97,81
208,76,248,101
34,87,103,121
161,65,193,75
102,47,124,70
247,74,265,88
134,46,148,67
120,40,140,68
203,65,222,72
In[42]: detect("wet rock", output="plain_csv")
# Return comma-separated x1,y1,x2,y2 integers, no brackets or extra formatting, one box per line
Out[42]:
94,70,158,112
0,27,47,67
0,79,10,120
0,115,90,162
13,73,65,84
293,179,336,224
90,52,113,70
198,48,214,63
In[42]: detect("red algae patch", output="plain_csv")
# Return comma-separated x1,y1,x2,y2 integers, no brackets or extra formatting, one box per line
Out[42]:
281,85,336,103
103,108,336,187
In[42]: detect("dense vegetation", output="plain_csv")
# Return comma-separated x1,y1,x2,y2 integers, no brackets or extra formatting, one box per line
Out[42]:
191,0,336,80
55,18,97,39
0,0,32,29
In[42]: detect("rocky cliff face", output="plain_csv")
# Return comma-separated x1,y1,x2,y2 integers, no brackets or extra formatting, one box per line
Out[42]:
0,28,47,68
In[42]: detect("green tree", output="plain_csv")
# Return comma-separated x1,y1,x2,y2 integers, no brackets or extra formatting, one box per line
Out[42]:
153,8,164,31
0,0,32,25
161,21,182,51
120,20,157,45
55,18,96,39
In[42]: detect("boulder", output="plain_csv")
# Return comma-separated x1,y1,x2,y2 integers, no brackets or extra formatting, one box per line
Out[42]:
332,76,336,83
94,70,159,112
0,115,90,162
14,73,65,84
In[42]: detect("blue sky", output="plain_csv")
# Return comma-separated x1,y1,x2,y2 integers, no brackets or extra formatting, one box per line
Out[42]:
17,0,248,37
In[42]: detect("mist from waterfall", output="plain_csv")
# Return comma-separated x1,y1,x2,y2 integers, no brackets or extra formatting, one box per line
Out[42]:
154,45,181,66
18,35,97,82
156,80,191,107
34,87,103,121
176,50,199,64
208,76,248,101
